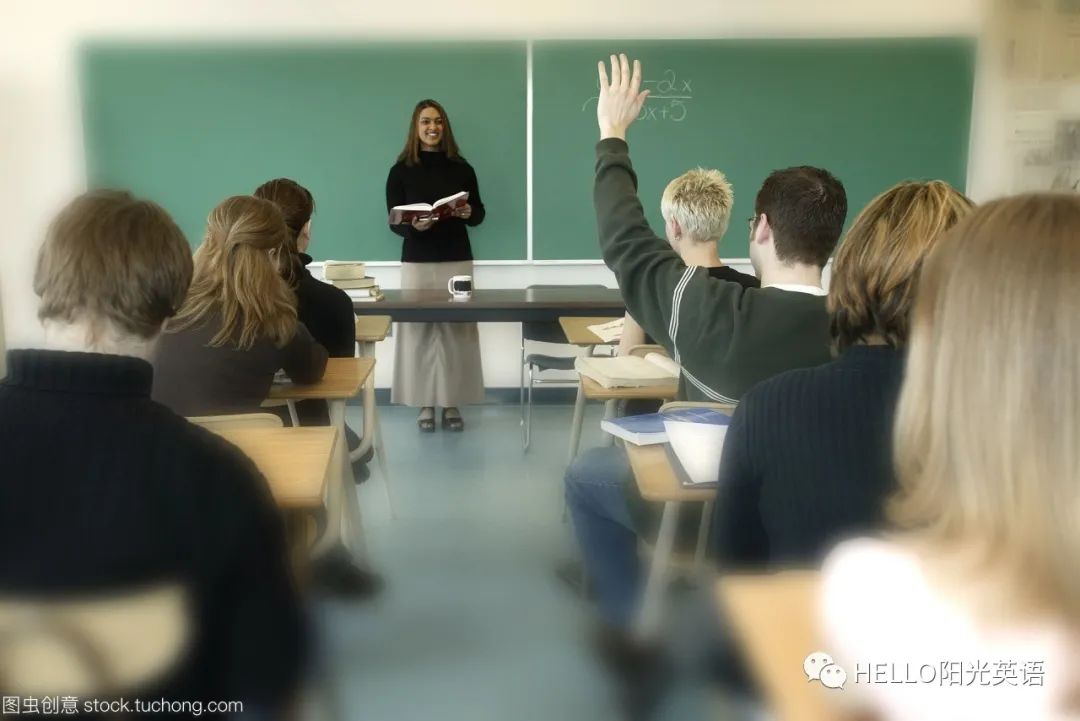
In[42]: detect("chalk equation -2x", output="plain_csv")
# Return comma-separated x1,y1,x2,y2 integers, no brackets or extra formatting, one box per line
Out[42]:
582,69,693,122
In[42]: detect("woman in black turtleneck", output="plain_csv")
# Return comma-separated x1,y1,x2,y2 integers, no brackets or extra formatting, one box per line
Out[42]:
386,99,486,433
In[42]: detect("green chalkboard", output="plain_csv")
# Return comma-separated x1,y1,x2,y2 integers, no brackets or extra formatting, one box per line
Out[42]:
81,42,527,261
532,38,975,260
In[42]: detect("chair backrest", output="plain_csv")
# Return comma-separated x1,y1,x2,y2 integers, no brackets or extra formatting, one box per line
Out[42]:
523,285,609,344
716,571,833,721
187,412,284,434
659,400,737,417
0,584,190,698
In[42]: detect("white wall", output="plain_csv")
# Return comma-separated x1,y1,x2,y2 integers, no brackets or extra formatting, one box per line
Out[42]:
1,0,987,388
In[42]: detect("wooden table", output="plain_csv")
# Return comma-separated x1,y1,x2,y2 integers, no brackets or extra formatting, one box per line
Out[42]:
268,357,385,555
567,375,680,463
216,427,336,508
353,287,625,322
626,443,717,637
354,315,392,358
558,316,621,346
716,572,834,721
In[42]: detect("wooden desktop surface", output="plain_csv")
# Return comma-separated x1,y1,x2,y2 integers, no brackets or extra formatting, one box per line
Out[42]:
716,572,836,721
268,357,374,401
579,374,679,402
354,315,391,342
353,287,625,322
559,316,621,346
217,427,336,509
625,443,715,503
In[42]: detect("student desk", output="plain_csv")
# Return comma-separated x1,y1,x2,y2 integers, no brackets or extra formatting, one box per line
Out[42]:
352,287,625,322
625,443,714,637
354,315,392,358
217,427,336,509
567,375,679,464
269,357,385,555
557,316,621,346
715,572,833,721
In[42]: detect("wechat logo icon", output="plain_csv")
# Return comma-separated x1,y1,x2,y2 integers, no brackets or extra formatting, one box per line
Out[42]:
804,651,847,690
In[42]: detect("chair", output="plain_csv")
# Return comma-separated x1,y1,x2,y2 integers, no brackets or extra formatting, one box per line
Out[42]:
186,412,284,433
0,584,189,698
520,285,607,451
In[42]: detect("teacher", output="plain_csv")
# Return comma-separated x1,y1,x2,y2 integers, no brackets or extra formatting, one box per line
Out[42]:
386,99,486,433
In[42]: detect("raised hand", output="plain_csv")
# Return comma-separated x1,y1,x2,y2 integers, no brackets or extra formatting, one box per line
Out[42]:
596,54,650,141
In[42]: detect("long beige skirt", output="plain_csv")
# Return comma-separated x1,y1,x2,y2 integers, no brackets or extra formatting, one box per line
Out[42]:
392,261,486,408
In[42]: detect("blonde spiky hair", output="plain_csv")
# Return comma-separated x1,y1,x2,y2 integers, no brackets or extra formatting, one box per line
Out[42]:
660,168,734,243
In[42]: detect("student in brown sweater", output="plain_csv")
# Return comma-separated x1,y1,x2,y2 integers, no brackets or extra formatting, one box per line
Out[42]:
153,196,375,597
152,195,328,416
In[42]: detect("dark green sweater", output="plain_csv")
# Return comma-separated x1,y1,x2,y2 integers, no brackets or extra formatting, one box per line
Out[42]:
594,138,832,404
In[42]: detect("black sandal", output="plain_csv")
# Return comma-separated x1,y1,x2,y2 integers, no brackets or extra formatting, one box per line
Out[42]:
418,409,436,433
442,409,465,432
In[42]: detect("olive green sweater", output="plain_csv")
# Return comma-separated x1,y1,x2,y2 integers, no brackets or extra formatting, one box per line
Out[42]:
594,138,833,403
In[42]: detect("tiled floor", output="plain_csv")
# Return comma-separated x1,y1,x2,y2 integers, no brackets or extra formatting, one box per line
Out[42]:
308,402,717,721
314,402,620,720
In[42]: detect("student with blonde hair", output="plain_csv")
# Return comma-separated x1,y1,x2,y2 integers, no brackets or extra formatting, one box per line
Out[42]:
153,194,328,416
712,180,974,569
821,194,1080,720
616,168,759,357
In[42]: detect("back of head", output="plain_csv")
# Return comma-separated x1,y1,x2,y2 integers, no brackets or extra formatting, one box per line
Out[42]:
828,180,974,352
253,178,314,286
170,195,297,349
34,190,192,344
661,168,734,243
755,166,847,267
891,193,1080,619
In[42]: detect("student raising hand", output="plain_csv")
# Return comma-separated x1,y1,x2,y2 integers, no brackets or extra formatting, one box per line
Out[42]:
596,54,651,141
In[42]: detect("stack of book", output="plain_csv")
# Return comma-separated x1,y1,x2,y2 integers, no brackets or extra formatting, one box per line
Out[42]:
323,261,383,302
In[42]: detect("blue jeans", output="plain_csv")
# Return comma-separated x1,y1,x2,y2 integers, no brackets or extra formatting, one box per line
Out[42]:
564,446,641,629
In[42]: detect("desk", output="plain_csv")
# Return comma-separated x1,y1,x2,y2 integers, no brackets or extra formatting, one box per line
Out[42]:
626,443,715,637
567,375,680,463
354,315,391,358
353,287,625,322
716,572,833,721
216,427,336,509
558,316,621,346
269,357,387,555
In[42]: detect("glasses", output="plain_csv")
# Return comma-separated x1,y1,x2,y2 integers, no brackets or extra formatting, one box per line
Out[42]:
747,214,758,231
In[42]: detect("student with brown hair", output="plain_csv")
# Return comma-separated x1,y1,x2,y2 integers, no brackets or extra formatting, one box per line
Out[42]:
386,98,486,432
254,178,355,359
0,190,306,712
821,194,1080,721
152,194,328,416
712,180,974,569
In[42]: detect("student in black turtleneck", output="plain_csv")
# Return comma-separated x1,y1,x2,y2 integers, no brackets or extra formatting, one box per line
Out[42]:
386,99,486,433
0,190,306,714
254,178,368,474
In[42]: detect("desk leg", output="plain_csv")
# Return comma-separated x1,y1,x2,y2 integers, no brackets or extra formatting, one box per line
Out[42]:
603,399,619,447
695,500,713,569
568,383,587,465
329,399,367,561
635,500,680,640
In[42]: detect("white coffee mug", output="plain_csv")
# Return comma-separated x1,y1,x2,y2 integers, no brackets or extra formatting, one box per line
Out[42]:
447,274,473,299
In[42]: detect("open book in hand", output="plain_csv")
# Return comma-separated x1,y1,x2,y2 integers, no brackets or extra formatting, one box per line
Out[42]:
388,191,469,225
575,352,680,389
